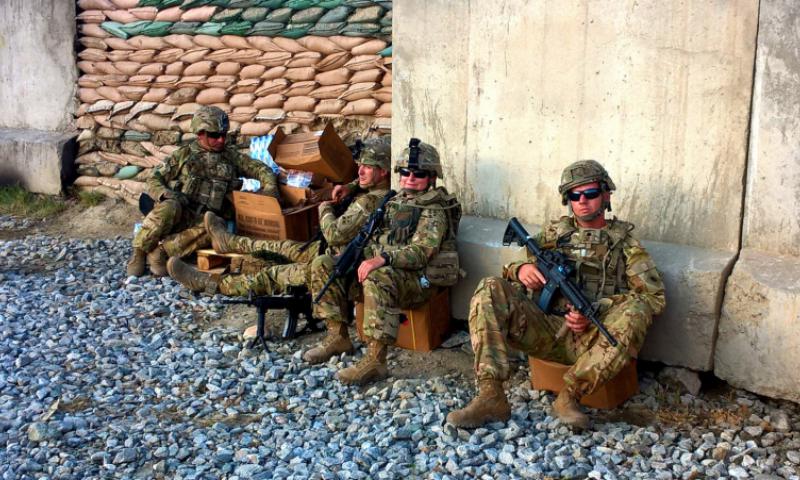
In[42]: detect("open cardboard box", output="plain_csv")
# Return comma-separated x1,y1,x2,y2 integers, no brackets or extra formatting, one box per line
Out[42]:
232,190,320,241
273,123,357,183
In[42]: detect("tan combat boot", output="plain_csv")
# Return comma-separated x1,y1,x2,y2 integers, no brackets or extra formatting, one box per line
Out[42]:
126,247,146,277
204,212,235,254
147,245,168,277
302,320,354,364
446,379,511,428
552,389,589,430
336,339,389,386
166,257,219,293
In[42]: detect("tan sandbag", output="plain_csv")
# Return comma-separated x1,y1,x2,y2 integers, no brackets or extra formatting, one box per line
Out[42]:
78,48,107,62
181,6,217,23
220,35,251,50
165,87,198,105
254,94,285,109
77,115,97,130
163,34,194,50
104,10,138,23
350,68,383,84
79,37,108,50
128,74,156,86
196,88,230,105
193,34,225,50
371,86,392,103
154,103,177,116
96,86,124,102
138,63,166,76
329,36,367,51
165,61,186,76
261,66,287,80
105,37,134,50
246,36,283,52
129,7,157,20
230,93,256,107
205,48,237,63
155,6,183,22
314,99,346,115
271,37,306,54
103,74,129,87
113,61,141,75
126,49,155,64
286,111,315,125
297,36,344,55
80,24,111,39
110,0,139,8
240,64,267,79
315,52,351,72
374,102,391,118
315,68,351,86
229,79,261,94
151,75,180,88
154,48,185,63
79,0,115,9
177,75,208,88
120,139,148,157
258,51,291,67
127,37,166,51
94,62,124,75
109,112,130,129
141,88,172,102
230,106,257,123
138,113,174,131
283,96,316,112
351,39,388,56
76,103,92,117
124,101,157,122
309,84,348,100
286,52,322,69
180,48,210,64
285,67,316,82
172,103,201,121
255,79,289,96
119,85,148,101
382,70,392,86
240,122,273,136
284,80,318,97
342,99,380,116
204,75,236,89
77,10,106,23
77,61,99,75
74,175,101,187
183,60,217,77
344,55,382,72
93,114,112,128
255,108,285,122
79,88,104,103
339,82,378,101
230,49,263,65
78,75,103,89
106,50,132,62
216,61,242,76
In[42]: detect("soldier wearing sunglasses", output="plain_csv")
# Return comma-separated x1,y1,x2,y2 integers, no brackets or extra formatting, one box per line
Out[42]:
127,106,278,277
448,160,665,430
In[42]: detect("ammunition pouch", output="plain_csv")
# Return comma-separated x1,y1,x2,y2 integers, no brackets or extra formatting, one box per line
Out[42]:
424,248,461,287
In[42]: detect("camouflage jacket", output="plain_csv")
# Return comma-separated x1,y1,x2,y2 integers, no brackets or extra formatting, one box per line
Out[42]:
318,182,391,253
504,216,665,316
148,141,279,214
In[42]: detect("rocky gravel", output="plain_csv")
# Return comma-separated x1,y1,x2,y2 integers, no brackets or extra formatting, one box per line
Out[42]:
0,227,799,479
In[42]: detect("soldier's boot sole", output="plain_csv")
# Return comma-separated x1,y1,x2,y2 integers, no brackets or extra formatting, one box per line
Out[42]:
446,380,511,428
147,246,168,277
126,248,146,277
336,358,389,386
552,390,590,430
302,336,354,364
204,211,235,254
167,257,216,293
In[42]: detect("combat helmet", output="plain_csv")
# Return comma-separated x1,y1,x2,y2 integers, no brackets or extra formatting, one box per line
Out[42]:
190,106,230,134
558,159,616,206
357,135,391,171
395,138,443,179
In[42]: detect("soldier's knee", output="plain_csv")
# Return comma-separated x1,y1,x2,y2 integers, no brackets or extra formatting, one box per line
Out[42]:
474,276,505,296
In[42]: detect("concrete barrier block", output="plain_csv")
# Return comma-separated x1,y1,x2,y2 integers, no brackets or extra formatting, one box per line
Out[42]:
0,129,77,195
639,241,737,371
715,249,800,403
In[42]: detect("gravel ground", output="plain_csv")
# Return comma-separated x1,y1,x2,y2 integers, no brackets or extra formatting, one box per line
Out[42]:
1,217,799,480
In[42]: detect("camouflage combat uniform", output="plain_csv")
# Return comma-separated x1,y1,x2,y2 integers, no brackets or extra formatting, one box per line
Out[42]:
469,215,665,398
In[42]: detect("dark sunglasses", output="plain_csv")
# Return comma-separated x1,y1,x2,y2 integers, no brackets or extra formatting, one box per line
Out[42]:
398,167,432,179
567,188,602,201
203,131,226,139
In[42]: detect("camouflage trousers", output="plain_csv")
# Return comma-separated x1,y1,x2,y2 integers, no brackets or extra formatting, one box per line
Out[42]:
132,199,210,257
469,277,652,397
218,239,320,297
309,255,433,342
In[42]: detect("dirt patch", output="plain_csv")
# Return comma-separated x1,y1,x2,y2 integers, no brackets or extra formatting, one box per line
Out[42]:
44,197,140,239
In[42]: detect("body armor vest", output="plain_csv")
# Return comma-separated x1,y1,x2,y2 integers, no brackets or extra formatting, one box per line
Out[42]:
170,146,237,213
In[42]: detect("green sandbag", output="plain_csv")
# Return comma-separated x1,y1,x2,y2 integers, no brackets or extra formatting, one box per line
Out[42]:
376,0,391,9
265,7,293,22
181,0,214,9
258,0,286,9
343,0,374,6
347,5,383,23
212,8,243,21
285,0,319,8
318,5,351,22
196,22,225,35
137,0,161,6
123,131,152,142
121,20,153,36
279,22,312,38
379,8,391,25
308,21,343,36
241,6,269,21
115,165,142,180
380,25,390,36
141,21,173,36
291,6,325,23
340,22,379,36
248,20,285,35
228,0,259,6
100,21,130,39
220,20,253,35
169,21,201,34
377,45,391,57
318,0,343,7
160,0,184,7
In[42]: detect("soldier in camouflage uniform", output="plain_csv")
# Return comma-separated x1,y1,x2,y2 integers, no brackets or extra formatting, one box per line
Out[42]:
126,106,278,277
447,160,665,430
165,137,392,345
307,138,461,385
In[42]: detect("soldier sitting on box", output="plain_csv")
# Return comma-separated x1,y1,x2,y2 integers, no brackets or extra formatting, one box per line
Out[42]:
166,137,393,344
307,138,462,385
126,106,279,277
446,160,665,430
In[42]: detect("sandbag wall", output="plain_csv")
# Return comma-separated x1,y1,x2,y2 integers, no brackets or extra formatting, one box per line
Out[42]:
73,0,393,205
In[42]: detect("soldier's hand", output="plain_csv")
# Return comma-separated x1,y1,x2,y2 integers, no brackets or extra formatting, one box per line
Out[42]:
357,256,386,283
564,304,590,333
331,185,348,203
518,263,546,291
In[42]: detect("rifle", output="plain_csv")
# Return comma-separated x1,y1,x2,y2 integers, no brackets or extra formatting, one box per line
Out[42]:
313,189,397,304
223,285,319,351
502,217,618,347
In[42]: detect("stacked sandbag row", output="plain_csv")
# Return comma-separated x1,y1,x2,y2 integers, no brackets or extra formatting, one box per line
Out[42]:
78,0,392,40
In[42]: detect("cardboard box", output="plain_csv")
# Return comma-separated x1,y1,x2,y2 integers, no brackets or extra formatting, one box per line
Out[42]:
279,181,333,208
274,123,357,183
355,288,451,352
232,190,319,241
529,357,639,409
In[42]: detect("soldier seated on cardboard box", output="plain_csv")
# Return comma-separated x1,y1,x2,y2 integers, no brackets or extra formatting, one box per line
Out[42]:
446,160,666,431
127,106,279,278
305,138,462,385
165,137,393,340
